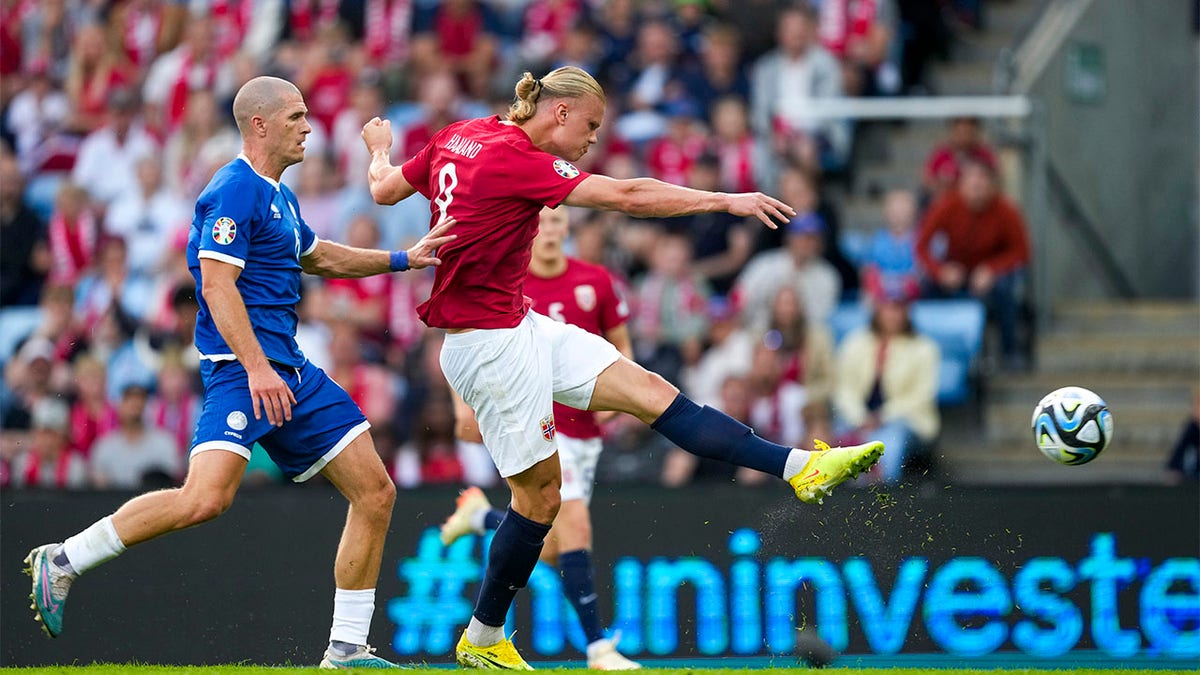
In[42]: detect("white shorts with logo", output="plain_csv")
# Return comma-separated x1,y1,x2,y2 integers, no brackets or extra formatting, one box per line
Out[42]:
439,311,621,478
558,433,603,504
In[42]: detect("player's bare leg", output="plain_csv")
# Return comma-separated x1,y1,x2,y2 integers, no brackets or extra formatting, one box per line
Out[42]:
26,451,247,637
589,357,884,504
318,431,402,669
456,455,559,670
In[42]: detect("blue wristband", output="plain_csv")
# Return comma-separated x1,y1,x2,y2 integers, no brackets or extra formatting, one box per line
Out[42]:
389,250,409,272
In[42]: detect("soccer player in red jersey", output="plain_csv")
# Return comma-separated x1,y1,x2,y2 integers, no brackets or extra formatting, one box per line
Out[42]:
362,66,884,669
440,204,641,669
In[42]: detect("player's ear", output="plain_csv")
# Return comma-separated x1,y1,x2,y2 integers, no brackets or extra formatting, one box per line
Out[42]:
556,102,569,126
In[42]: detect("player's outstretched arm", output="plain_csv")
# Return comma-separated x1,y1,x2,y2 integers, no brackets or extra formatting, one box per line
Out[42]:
301,217,457,278
564,174,796,229
362,117,417,205
200,258,296,426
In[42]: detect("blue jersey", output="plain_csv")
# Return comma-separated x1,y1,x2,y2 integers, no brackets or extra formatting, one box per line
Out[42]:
187,155,318,368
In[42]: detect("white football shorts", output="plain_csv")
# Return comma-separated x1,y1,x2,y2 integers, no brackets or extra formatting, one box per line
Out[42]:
557,433,603,504
439,310,621,478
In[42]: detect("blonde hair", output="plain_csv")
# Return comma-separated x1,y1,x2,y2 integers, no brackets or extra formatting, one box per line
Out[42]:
507,67,606,124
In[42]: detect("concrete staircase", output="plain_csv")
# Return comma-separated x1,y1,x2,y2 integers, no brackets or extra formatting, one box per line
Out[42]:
835,0,1047,228
940,302,1200,485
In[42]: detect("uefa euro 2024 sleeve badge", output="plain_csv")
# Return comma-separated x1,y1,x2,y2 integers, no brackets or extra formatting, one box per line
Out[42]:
212,217,237,245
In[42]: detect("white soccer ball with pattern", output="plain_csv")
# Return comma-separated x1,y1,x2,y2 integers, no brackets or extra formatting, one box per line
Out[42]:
1031,386,1114,465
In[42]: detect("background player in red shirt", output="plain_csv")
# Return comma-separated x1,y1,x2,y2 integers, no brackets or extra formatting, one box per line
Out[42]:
440,204,640,670
362,66,884,669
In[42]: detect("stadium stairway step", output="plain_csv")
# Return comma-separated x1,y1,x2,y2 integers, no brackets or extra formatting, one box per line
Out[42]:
938,301,1199,486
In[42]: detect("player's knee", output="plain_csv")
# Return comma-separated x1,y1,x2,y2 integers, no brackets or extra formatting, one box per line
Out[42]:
537,484,562,521
626,368,679,423
185,492,234,526
363,477,396,517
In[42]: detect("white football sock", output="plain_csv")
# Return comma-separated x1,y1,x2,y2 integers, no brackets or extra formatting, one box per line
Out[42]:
61,515,126,575
465,616,505,647
782,448,814,481
329,588,375,647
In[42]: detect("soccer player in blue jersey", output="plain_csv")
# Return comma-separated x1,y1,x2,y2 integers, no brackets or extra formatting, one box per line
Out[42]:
23,76,454,670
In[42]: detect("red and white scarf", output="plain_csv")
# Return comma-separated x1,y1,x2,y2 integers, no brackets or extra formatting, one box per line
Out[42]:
48,210,97,284
165,48,218,132
365,0,412,63
22,451,76,489
290,0,341,41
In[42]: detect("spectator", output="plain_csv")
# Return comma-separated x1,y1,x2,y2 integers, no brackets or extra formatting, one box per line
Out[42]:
399,71,467,161
682,298,756,409
675,154,754,296
551,21,602,73
895,0,950,94
763,285,836,429
669,0,717,68
2,336,61,436
142,14,235,133
5,65,72,172
28,283,86,365
631,231,712,386
108,0,179,71
74,235,154,327
292,152,344,242
70,87,158,208
326,321,399,430
773,163,857,297
922,116,998,202
1165,388,1200,484
392,394,464,488
750,4,848,175
817,0,900,96
916,159,1031,368
615,19,683,135
733,213,841,330
643,101,708,186
45,182,98,286
89,382,181,489
104,154,191,277
861,187,922,303
331,72,386,184
832,286,939,483
0,150,49,306
63,21,134,135
516,0,586,74
295,23,358,137
410,0,500,100
146,353,200,464
162,88,239,201
320,214,392,353
67,354,118,458
10,397,88,490
676,24,751,125
593,0,639,88
709,96,760,194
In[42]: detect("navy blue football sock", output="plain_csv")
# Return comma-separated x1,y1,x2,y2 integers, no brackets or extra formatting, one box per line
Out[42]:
558,549,604,644
650,393,790,477
473,506,551,626
483,509,505,531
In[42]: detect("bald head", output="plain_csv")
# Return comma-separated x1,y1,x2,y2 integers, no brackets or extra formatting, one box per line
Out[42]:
232,76,302,137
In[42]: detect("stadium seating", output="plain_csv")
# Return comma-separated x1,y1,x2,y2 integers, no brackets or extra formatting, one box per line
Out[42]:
0,306,43,366
827,298,986,405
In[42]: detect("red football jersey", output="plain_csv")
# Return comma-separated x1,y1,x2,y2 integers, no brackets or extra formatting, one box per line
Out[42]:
401,116,591,329
524,258,630,439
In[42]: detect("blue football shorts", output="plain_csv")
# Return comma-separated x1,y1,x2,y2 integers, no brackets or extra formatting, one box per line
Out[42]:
191,359,370,481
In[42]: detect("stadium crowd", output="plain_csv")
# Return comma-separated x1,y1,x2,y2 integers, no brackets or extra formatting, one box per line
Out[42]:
0,0,1027,491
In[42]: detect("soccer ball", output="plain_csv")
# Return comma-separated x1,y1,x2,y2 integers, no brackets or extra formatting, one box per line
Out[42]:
1031,386,1114,465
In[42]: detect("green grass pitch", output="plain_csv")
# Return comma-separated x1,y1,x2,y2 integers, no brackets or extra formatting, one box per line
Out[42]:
2,662,1200,667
